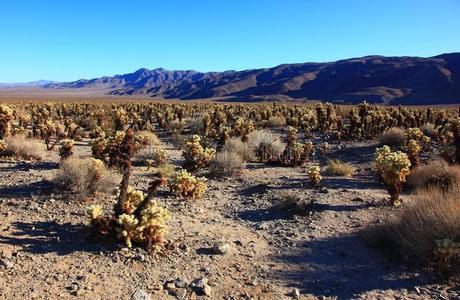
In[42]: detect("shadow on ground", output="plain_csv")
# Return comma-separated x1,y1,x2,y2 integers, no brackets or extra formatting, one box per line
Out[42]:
270,233,428,299
0,161,58,172
0,180,55,198
0,221,108,255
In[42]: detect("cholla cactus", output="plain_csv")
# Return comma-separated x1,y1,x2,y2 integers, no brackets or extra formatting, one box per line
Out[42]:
233,117,254,142
85,204,103,220
137,201,171,247
0,104,14,139
406,139,421,168
0,139,6,153
434,239,459,269
116,214,139,248
183,135,216,171
406,127,423,141
59,139,74,160
374,146,411,206
308,166,322,186
170,169,207,199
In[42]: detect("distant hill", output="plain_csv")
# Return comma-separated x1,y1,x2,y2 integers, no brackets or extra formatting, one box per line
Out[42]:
44,53,460,104
0,80,57,88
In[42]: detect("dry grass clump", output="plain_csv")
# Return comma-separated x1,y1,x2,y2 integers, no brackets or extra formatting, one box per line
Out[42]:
325,160,355,177
379,127,406,147
407,161,460,191
210,149,246,177
135,146,167,167
267,116,286,128
3,135,45,160
55,157,121,198
364,186,460,274
223,138,253,161
273,191,316,215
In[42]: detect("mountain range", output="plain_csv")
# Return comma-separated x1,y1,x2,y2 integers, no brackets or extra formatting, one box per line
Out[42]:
0,80,57,88
42,53,460,104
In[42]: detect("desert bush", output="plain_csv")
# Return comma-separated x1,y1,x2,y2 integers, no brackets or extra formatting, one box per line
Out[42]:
267,116,286,128
364,186,460,274
135,146,167,169
3,135,45,160
183,135,215,171
273,191,316,215
210,149,246,177
379,127,406,147
325,160,355,177
55,157,121,198
247,129,285,162
421,123,435,137
136,131,162,146
407,161,460,191
224,137,254,162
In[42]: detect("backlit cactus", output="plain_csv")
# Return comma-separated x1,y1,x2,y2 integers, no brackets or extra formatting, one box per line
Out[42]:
0,104,14,139
183,135,215,171
170,169,207,199
308,166,322,186
406,139,420,168
59,139,74,160
374,146,411,206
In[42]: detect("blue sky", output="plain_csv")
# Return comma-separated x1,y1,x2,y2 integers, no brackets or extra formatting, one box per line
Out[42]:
0,0,459,82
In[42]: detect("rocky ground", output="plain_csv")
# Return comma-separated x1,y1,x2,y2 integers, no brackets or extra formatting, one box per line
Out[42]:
0,134,459,300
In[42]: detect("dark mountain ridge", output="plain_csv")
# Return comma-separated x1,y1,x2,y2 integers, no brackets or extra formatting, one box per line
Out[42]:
44,53,460,104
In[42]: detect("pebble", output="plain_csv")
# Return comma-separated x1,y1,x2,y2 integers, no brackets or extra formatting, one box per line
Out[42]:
174,277,188,288
131,289,151,300
175,288,187,299
291,288,301,299
212,242,230,255
0,258,14,269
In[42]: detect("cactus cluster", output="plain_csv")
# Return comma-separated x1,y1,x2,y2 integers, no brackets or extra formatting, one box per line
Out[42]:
170,169,207,199
308,166,322,186
0,104,14,139
374,146,411,206
183,135,216,171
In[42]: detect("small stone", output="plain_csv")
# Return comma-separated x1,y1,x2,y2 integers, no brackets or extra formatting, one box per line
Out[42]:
165,282,176,291
175,288,187,300
203,285,212,297
131,289,151,300
0,258,13,269
174,277,188,288
319,187,329,194
190,277,208,289
135,254,146,262
212,242,230,255
291,288,301,299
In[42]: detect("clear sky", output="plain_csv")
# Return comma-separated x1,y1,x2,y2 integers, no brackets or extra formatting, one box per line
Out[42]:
0,0,459,82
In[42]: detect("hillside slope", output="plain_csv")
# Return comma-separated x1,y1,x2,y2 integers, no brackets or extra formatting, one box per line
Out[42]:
44,53,460,104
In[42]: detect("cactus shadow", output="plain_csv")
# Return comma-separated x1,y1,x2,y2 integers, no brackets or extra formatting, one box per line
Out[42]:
0,161,58,172
270,233,429,299
0,180,55,198
0,221,108,255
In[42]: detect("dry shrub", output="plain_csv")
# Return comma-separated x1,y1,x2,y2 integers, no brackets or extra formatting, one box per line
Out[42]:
155,162,175,178
273,191,316,215
171,134,187,148
3,135,45,160
364,186,460,274
407,161,460,191
267,116,286,128
55,157,121,198
187,117,204,134
247,129,285,160
223,138,253,161
135,146,167,166
379,127,406,147
325,160,355,177
137,130,162,146
421,123,435,137
210,149,246,177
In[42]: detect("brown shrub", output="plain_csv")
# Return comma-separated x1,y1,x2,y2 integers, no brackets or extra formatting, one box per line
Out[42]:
379,127,406,147
223,138,253,162
267,116,286,128
3,135,45,160
325,160,355,177
273,191,316,215
364,186,460,274
55,157,121,198
137,130,162,146
247,129,285,161
210,149,246,177
407,161,460,191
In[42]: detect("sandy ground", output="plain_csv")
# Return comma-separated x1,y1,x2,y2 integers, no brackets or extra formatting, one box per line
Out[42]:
0,131,459,300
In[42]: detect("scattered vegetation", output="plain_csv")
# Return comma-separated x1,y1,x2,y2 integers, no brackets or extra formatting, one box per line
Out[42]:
379,127,406,147
325,159,355,177
2,135,45,160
